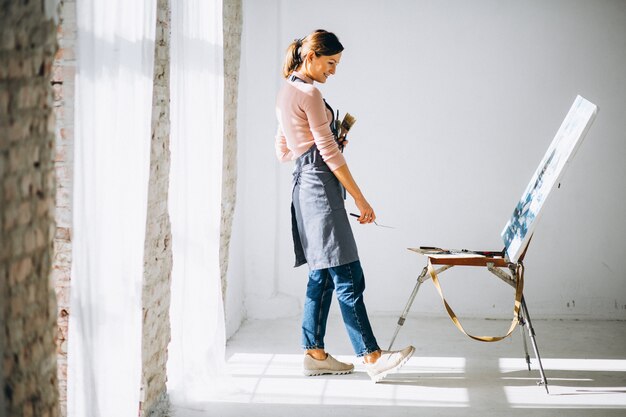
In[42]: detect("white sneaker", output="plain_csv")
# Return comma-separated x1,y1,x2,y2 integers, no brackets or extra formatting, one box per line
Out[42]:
303,353,355,376
365,346,415,382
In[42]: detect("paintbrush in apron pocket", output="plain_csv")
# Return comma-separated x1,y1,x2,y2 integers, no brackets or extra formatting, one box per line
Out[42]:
332,110,356,201
337,112,356,152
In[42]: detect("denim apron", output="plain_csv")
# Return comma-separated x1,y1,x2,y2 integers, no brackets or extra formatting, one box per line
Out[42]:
291,129,359,270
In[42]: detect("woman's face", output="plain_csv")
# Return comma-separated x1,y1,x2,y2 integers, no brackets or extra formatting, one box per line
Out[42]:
306,52,342,83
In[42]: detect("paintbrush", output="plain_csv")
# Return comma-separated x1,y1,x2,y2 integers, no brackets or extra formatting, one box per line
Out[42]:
338,112,356,152
349,212,394,229
340,113,356,137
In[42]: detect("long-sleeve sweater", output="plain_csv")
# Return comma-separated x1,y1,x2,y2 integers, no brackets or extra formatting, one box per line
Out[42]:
274,71,346,171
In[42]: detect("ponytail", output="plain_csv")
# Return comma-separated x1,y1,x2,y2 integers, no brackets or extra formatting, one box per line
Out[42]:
282,38,303,78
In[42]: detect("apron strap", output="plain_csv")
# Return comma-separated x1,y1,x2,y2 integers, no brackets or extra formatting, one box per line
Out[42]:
426,258,524,342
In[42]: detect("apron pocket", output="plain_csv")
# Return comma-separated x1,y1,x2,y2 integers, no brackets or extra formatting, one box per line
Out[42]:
299,172,332,213
322,174,344,211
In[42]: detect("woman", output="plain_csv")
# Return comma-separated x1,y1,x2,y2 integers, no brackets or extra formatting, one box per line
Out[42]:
275,29,414,382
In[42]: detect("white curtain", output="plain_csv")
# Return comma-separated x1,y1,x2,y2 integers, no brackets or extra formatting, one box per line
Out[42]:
168,0,227,405
68,0,156,416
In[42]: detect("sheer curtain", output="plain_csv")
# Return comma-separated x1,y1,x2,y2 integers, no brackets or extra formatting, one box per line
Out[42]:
167,0,227,405
68,0,156,416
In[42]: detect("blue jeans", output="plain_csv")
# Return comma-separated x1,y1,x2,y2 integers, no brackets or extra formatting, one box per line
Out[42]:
301,260,380,357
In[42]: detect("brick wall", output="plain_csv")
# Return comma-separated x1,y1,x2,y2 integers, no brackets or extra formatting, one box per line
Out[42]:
51,1,75,415
0,0,60,415
2,0,243,415
140,0,173,415
220,0,242,303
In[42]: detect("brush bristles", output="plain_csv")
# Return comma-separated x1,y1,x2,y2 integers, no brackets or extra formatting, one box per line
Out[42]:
341,113,356,132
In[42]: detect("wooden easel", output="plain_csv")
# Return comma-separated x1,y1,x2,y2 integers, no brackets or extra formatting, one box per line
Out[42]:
387,239,550,393
386,95,599,393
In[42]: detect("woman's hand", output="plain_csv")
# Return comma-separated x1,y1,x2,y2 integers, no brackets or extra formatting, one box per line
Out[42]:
331,164,373,223
355,197,376,224
337,133,349,149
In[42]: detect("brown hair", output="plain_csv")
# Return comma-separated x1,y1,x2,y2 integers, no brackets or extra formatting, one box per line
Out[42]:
282,29,344,78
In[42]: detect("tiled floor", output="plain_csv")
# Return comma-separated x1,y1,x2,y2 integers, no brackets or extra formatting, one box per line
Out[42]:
173,314,626,416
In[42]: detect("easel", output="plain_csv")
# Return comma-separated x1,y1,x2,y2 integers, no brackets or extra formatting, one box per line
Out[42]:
385,95,599,393
387,241,550,393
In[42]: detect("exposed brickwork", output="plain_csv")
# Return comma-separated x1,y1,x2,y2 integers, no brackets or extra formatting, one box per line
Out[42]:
51,1,76,415
0,0,61,415
220,0,243,303
1,1,241,415
140,0,173,415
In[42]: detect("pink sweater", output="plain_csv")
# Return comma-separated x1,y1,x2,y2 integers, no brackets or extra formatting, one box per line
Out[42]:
275,71,346,171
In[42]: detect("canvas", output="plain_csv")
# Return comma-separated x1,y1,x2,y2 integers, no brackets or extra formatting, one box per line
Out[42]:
502,95,598,263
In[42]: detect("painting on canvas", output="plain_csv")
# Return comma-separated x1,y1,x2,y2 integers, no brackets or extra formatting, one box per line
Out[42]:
502,95,598,263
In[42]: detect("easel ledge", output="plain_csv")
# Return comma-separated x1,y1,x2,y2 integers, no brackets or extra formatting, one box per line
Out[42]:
408,247,511,268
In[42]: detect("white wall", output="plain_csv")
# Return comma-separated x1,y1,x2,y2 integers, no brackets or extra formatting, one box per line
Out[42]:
226,0,626,330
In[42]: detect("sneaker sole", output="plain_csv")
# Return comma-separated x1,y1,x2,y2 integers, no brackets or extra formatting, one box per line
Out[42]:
303,368,354,377
369,346,415,383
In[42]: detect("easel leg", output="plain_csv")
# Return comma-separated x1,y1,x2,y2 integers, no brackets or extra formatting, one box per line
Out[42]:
518,312,531,371
388,267,427,351
521,296,549,393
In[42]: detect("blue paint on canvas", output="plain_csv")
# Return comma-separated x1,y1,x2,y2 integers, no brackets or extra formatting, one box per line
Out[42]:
501,95,598,263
